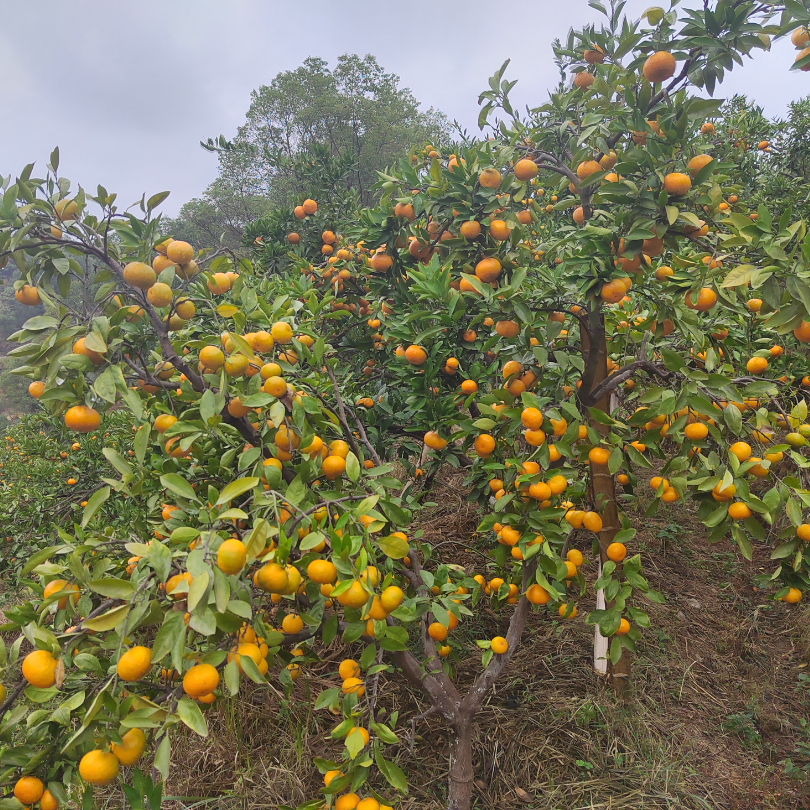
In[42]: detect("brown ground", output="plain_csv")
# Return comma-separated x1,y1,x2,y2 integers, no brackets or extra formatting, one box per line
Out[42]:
142,474,810,810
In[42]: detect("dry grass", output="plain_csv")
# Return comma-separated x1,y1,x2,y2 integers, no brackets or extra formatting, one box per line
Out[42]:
7,470,810,809
146,472,810,810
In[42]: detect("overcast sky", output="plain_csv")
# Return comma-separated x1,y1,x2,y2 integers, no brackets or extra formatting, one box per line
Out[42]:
1,0,805,216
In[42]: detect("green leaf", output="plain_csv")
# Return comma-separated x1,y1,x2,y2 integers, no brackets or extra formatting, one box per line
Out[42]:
133,424,150,465
177,698,208,737
83,604,129,632
87,578,135,599
81,487,110,528
103,448,133,477
216,477,259,506
160,473,198,502
376,534,409,559
21,545,63,576
346,452,360,483
154,733,171,782
147,191,170,211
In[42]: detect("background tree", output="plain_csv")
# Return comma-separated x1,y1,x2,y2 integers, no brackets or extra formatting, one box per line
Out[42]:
168,54,451,250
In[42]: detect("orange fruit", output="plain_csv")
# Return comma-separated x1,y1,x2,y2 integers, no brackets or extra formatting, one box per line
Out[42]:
405,345,427,365
526,584,550,604
684,422,708,440
183,663,220,698
475,257,502,282
14,777,44,805
117,646,152,682
123,261,157,290
111,728,146,766
514,159,539,180
22,649,57,687
491,636,508,654
217,539,247,575
79,750,120,786
643,51,676,83
64,405,101,433
663,172,691,196
428,622,448,641
588,447,610,465
746,356,768,374
728,502,751,520
15,284,41,305
606,542,626,562
687,154,714,177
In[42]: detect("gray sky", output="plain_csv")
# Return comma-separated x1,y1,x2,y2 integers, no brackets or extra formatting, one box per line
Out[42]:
1,0,805,216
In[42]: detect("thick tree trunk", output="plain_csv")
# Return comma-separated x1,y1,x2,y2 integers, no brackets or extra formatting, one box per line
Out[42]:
580,309,631,694
447,714,475,810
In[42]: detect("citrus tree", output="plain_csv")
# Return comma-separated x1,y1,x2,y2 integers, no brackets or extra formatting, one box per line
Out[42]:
3,3,810,810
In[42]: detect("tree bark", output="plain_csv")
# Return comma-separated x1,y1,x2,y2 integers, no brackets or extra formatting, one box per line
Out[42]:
447,714,475,810
579,309,631,694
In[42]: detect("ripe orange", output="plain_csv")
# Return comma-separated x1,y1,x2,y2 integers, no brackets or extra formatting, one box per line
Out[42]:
183,663,220,698
663,172,691,196
474,434,496,456
687,154,713,177
424,431,448,450
41,789,59,810
43,579,80,609
574,72,595,90
526,584,550,605
479,168,502,189
123,261,157,290
428,622,448,641
14,776,44,805
616,618,631,635
728,502,751,520
746,356,768,374
28,380,45,398
581,45,605,64
460,221,481,239
643,51,676,83
684,288,717,311
588,447,610,465
111,728,146,766
15,284,41,305
307,559,337,584
79,750,120,786
606,542,626,562
335,794,361,810
794,321,810,342
684,422,708,440
338,659,361,680
495,320,520,338
784,588,803,603
514,158,539,180
729,441,752,461
64,405,101,433
797,524,810,542
166,240,194,264
217,539,247,575
475,257,502,282
117,646,152,682
521,407,543,429
404,345,427,365
583,511,603,532
322,455,346,480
